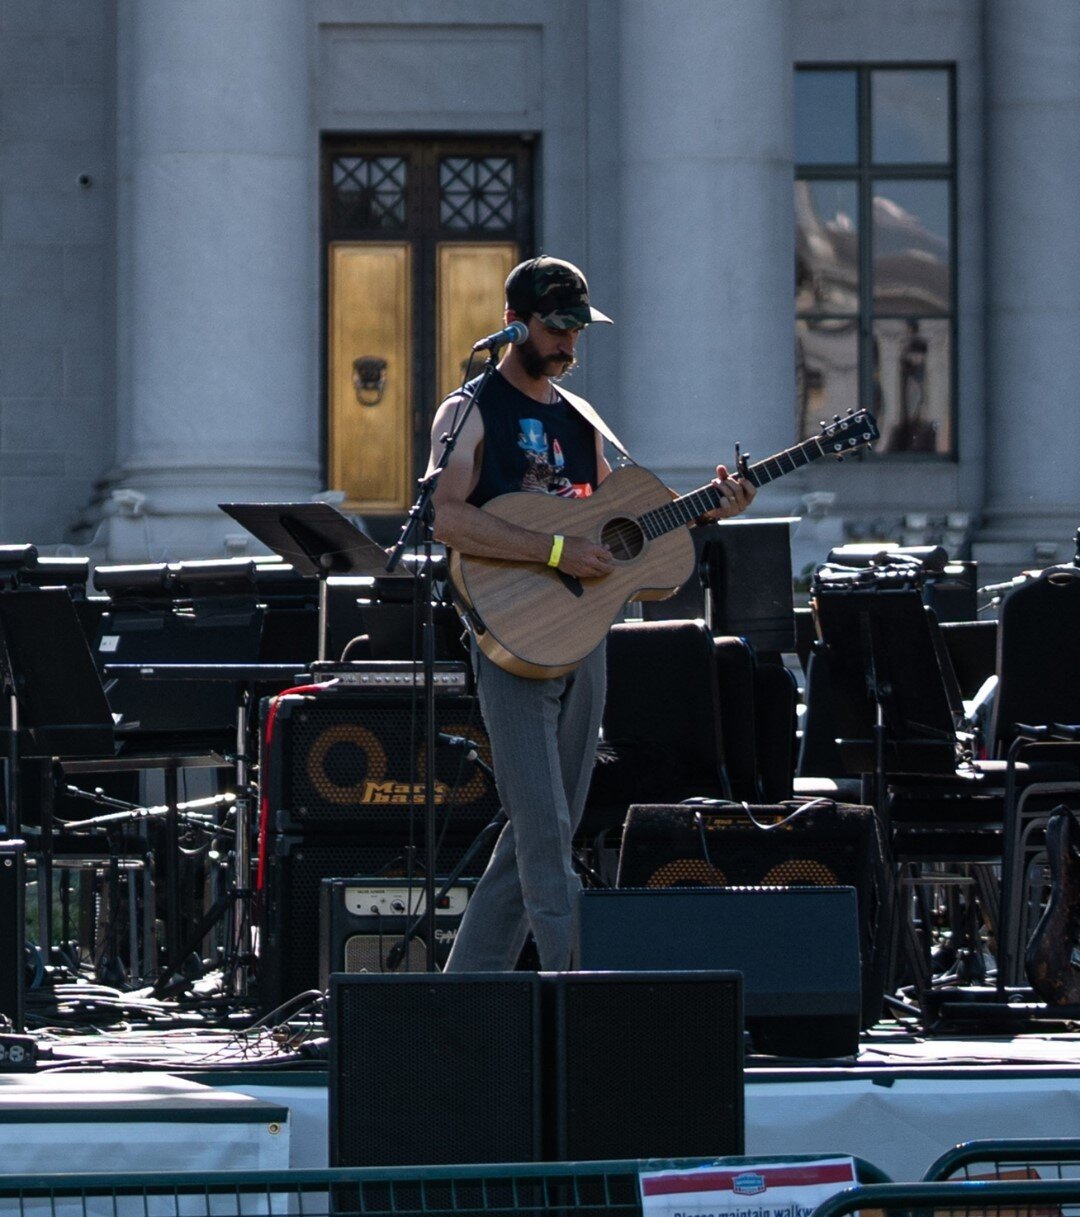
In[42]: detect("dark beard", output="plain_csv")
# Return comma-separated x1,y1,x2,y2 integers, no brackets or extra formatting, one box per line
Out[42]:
517,337,577,381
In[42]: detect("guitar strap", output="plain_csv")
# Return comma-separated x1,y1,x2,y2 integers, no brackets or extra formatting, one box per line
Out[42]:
552,384,635,465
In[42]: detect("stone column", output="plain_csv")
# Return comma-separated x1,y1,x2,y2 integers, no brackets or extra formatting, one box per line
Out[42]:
110,0,318,560
977,0,1080,577
614,0,795,496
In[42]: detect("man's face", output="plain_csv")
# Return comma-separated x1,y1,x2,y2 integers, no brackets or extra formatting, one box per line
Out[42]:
515,315,582,380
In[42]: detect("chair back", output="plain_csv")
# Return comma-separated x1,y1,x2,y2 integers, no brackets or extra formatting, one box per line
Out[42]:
990,567,1080,757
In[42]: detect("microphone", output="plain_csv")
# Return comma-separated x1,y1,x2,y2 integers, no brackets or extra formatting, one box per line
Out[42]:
437,732,495,783
471,320,528,352
437,732,482,755
979,574,1030,596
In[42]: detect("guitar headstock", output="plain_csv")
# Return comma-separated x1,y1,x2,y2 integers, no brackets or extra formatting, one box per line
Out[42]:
817,409,879,457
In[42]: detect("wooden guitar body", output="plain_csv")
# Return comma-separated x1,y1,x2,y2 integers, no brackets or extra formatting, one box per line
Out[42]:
447,408,879,679
1025,807,1080,1005
449,464,695,679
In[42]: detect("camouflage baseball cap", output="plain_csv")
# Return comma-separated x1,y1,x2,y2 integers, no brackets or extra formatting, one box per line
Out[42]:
505,256,613,330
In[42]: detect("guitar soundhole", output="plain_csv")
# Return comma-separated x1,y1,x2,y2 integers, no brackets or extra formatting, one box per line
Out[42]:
601,516,645,561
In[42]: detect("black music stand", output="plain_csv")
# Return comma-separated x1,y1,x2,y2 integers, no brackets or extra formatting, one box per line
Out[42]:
812,582,960,809
219,502,412,661
0,588,116,985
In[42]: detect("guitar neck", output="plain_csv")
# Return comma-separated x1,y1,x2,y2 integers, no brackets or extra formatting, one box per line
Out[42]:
638,434,831,539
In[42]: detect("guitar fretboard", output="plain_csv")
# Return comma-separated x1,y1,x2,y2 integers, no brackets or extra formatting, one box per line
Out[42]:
637,413,876,540
638,435,827,540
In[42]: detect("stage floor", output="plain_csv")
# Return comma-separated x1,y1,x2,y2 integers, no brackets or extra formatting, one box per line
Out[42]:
4,1004,1079,1184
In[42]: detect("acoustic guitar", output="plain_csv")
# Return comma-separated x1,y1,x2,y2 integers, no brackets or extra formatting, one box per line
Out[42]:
1026,806,1080,1005
449,408,879,678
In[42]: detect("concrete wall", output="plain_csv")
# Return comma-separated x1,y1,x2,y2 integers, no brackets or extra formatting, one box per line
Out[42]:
1,0,1076,582
0,0,116,549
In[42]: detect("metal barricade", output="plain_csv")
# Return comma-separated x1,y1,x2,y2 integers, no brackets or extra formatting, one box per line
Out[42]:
0,1156,891,1217
924,1138,1080,1182
812,1178,1080,1217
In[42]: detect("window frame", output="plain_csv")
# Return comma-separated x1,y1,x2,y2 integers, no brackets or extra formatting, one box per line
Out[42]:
795,63,958,459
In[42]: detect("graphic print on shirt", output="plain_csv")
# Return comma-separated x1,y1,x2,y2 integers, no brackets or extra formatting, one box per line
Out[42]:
517,418,593,498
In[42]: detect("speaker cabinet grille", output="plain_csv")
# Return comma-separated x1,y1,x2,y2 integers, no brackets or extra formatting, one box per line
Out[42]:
342,934,426,973
258,836,491,1012
261,692,498,833
616,801,889,1028
329,974,542,1166
551,971,744,1160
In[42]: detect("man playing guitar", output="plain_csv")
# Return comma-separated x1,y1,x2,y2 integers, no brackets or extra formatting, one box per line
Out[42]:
428,255,755,972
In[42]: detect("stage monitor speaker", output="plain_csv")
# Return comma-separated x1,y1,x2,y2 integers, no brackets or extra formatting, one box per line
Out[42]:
577,887,860,1059
547,970,744,1160
0,840,25,1031
702,519,796,652
616,800,889,1030
257,833,492,1013
260,687,498,835
329,973,542,1166
318,876,472,985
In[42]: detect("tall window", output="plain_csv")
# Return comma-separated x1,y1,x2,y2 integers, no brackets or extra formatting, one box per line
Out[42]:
795,66,955,456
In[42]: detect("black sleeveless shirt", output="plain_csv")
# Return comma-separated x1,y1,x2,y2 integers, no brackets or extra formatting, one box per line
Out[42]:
462,370,599,508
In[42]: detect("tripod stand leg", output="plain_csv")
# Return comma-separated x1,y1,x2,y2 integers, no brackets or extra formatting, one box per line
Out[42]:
384,809,507,972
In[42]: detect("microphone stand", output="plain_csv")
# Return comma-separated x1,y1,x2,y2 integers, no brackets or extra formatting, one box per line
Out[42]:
385,348,501,971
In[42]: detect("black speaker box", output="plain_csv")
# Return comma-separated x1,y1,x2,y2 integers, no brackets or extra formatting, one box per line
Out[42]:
0,840,25,1031
259,689,497,835
329,973,542,1166
615,800,890,1029
258,833,493,1013
577,887,860,1059
318,876,472,984
702,519,796,652
546,969,744,1160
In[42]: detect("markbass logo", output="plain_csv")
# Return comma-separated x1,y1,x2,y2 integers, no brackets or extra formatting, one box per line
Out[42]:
732,1175,766,1197
360,780,451,805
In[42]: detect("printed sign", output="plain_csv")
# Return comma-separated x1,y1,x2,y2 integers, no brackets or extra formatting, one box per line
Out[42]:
640,1157,858,1217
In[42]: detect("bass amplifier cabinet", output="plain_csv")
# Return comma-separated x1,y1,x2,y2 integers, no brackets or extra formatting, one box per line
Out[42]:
259,682,498,836
577,887,860,1059
257,833,493,1014
615,800,890,1031
329,973,543,1166
318,877,473,985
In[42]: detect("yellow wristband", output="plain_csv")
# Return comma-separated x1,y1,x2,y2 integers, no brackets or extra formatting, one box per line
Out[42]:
547,534,565,568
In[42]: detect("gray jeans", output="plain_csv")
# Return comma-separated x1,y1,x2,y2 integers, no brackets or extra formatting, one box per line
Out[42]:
444,640,607,971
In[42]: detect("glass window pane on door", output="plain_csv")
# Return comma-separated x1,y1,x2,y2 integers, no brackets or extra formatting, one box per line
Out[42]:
872,178,950,314
796,318,860,439
795,70,858,165
795,179,859,315
871,69,950,164
872,317,951,456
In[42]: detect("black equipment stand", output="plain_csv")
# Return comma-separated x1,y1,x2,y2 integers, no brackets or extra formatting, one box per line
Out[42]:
100,662,304,998
0,586,117,1020
218,502,411,661
812,575,980,1006
812,575,960,805
384,349,501,972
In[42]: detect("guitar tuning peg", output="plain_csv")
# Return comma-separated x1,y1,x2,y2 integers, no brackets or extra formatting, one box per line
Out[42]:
833,413,842,422
819,420,829,431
